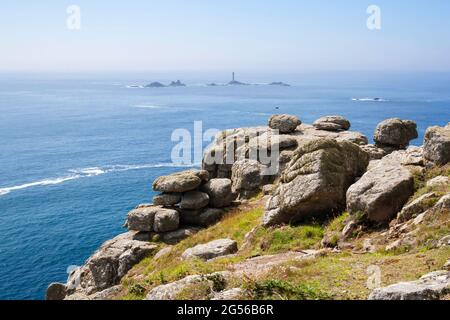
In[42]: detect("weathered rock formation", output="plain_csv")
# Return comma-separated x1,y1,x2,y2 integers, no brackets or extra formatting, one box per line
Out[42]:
374,118,418,149
201,178,234,208
57,232,157,300
181,239,238,260
263,139,369,226
268,114,301,133
346,160,414,224
313,115,351,131
47,113,449,301
424,123,450,165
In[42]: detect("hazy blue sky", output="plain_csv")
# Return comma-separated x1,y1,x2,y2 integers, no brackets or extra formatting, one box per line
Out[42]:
1,1,450,73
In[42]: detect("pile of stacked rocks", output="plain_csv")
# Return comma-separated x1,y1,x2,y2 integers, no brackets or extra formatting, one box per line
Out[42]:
125,169,235,243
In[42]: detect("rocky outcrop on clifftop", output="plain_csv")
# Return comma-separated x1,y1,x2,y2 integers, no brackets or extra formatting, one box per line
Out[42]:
47,113,449,300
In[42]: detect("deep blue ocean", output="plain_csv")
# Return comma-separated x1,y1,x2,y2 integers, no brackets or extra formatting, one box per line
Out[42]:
0,72,449,299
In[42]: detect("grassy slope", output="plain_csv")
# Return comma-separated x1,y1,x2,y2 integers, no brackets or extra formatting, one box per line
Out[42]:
120,165,449,300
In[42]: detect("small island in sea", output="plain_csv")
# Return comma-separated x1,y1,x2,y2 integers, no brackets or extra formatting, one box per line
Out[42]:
169,80,186,87
269,81,290,87
136,73,290,88
145,81,166,88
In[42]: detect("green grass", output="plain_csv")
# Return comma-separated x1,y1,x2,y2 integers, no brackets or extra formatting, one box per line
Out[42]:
244,279,331,300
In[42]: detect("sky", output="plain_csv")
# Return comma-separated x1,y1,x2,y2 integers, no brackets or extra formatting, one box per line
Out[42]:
1,0,450,73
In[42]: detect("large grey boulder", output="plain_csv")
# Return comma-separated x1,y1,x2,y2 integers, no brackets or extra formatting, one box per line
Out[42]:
201,178,234,208
374,118,418,149
179,191,210,210
152,170,208,193
369,271,450,300
346,161,415,224
231,159,262,199
126,206,158,232
424,123,450,165
66,232,157,296
263,139,369,226
268,114,301,133
153,209,179,233
181,239,238,260
46,283,67,300
313,115,351,131
153,193,181,206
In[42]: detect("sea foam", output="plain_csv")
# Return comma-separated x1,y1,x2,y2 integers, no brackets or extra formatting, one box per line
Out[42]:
0,163,196,196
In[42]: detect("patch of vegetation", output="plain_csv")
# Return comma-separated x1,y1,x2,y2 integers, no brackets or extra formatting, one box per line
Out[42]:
411,164,450,200
252,247,450,300
251,224,324,254
206,273,227,292
245,279,330,300
326,212,349,233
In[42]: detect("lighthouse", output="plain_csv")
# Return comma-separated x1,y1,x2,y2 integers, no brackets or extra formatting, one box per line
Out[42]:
232,72,235,82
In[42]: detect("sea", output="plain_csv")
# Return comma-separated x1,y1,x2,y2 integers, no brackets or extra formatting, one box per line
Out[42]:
0,72,449,299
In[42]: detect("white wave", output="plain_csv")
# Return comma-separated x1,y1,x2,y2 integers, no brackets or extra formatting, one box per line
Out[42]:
0,163,197,197
0,175,81,196
126,85,145,89
134,105,163,109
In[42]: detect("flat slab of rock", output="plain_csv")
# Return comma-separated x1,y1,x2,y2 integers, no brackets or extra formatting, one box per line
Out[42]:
179,191,209,210
264,139,369,226
201,178,234,208
313,115,350,131
424,123,450,165
153,170,208,193
182,239,238,260
268,114,301,133
153,193,181,206
347,161,414,224
374,118,418,149
369,271,450,300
